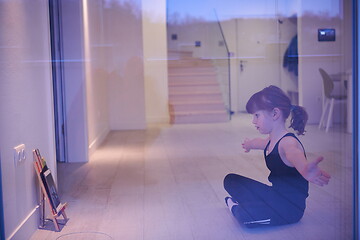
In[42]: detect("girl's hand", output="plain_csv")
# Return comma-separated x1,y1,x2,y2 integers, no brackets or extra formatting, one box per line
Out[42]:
304,156,331,186
242,138,252,153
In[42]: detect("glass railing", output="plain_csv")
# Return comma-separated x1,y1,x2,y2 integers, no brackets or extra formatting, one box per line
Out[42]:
211,9,232,119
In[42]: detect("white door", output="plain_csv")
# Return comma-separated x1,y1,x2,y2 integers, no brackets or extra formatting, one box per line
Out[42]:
234,1,298,111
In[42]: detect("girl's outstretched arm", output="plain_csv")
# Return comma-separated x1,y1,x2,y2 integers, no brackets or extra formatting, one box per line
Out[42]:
280,137,331,186
302,156,331,186
242,137,269,152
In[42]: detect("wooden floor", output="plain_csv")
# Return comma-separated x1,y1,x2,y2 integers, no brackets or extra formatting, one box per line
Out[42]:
30,114,353,240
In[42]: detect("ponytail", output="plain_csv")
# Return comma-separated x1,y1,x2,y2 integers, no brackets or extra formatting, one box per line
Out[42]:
289,105,308,135
246,85,309,135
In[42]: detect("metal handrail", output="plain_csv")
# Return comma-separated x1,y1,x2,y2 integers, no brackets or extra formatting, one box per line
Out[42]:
213,9,233,118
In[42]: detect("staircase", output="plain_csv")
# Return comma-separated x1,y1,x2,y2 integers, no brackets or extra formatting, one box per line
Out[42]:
168,51,229,124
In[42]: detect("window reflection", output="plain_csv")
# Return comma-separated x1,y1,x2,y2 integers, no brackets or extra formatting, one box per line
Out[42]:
167,0,352,238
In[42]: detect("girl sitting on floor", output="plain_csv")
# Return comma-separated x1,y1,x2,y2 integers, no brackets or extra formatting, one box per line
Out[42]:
224,85,330,227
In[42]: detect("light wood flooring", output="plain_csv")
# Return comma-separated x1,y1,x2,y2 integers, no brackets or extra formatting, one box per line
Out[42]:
30,114,353,240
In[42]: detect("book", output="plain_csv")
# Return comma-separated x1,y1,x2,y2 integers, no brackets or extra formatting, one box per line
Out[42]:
40,168,62,213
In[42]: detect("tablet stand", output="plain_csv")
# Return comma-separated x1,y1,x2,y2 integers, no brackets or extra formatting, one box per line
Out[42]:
33,149,68,231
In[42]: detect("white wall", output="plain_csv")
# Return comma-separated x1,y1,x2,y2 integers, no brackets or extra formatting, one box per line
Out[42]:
82,0,110,154
0,0,56,239
61,0,89,162
167,21,226,59
142,0,169,124
104,0,146,130
297,0,348,124
62,0,148,160
80,0,166,132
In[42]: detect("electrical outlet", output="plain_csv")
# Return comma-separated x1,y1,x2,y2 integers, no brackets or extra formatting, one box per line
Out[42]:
14,144,26,166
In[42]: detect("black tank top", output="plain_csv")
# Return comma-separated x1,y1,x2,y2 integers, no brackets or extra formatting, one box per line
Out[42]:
264,133,309,197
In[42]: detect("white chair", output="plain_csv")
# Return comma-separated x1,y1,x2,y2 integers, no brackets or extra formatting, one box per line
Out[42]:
318,68,347,132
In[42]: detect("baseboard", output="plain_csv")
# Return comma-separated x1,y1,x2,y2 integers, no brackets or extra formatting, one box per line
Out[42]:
88,128,110,156
7,206,38,240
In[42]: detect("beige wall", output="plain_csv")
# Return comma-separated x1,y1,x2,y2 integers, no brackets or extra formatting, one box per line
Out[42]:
298,0,349,124
104,0,146,130
142,0,169,124
82,0,172,148
82,0,110,154
167,21,228,59
83,0,174,129
63,0,169,159
75,0,149,154
0,0,56,239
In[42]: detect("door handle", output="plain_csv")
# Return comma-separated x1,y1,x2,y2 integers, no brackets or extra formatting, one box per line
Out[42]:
240,60,247,72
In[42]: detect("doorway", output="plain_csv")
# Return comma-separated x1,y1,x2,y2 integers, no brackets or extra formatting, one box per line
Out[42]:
48,0,89,165
49,0,67,163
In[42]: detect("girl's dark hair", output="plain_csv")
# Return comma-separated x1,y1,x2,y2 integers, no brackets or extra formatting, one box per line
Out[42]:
246,85,308,135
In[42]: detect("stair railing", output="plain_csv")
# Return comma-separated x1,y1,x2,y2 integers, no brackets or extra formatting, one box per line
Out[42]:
209,9,233,119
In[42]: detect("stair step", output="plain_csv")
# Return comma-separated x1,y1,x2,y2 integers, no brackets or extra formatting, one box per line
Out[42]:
168,65,216,71
169,71,217,77
169,93,223,102
168,54,228,124
169,79,217,85
170,89,221,96
170,110,229,124
169,101,225,111
169,76,217,82
170,109,227,115
168,64,214,68
168,50,193,58
168,61,214,67
170,85,220,93
169,78,218,86
171,99,224,105
169,76,217,84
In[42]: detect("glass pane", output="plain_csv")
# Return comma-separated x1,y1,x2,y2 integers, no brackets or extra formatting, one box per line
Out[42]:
9,0,352,239
167,0,353,238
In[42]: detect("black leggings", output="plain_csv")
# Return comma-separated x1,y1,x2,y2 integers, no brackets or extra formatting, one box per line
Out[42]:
224,173,306,228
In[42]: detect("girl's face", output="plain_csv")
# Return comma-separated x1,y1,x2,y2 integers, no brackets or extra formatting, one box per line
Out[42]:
252,110,273,134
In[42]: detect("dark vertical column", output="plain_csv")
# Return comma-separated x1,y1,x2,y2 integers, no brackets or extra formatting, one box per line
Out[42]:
353,0,359,239
0,155,5,240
